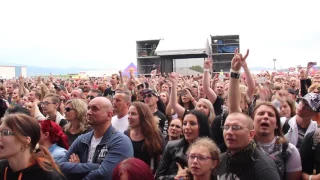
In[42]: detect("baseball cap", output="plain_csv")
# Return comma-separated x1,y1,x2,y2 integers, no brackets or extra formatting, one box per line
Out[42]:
299,93,320,112
140,89,159,97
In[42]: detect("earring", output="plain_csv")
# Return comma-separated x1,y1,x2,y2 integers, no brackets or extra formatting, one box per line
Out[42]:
21,145,27,151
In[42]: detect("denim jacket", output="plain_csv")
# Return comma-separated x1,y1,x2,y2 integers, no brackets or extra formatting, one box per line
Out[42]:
49,143,67,163
58,125,133,180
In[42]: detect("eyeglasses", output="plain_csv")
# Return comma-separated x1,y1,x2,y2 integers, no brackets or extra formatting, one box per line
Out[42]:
65,107,75,112
0,129,15,138
223,125,249,131
40,101,56,106
143,94,154,99
186,154,215,162
87,95,95,100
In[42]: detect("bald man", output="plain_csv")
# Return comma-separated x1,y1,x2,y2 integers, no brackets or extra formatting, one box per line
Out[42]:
218,112,280,180
58,97,133,180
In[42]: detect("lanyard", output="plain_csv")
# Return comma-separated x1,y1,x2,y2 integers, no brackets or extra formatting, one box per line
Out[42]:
4,167,23,180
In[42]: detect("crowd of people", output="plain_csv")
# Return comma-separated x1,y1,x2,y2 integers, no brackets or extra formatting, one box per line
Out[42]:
0,48,319,180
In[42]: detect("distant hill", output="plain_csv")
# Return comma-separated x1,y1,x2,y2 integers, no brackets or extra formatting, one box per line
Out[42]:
26,66,103,76
0,61,105,76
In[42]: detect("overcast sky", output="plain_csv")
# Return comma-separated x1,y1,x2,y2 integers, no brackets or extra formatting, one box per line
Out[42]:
0,0,319,71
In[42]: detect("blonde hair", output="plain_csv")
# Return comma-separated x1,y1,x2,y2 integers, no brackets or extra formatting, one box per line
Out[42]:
186,137,220,174
197,98,216,125
64,99,90,133
308,83,320,93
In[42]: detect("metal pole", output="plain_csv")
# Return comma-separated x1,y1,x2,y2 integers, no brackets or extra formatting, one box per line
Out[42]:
273,59,276,70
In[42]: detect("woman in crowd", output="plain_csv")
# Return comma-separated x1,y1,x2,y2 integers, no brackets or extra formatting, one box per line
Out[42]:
279,98,296,132
64,99,92,146
155,110,211,180
38,120,69,162
170,73,215,125
178,88,196,111
0,114,65,179
165,118,183,145
160,91,169,109
37,84,50,101
175,137,220,180
125,101,164,173
112,158,155,180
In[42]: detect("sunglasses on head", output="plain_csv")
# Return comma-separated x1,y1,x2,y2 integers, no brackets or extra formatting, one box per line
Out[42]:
87,95,95,100
65,107,74,112
143,94,154,99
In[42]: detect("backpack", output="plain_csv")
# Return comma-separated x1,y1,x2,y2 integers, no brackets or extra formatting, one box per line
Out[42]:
282,118,291,134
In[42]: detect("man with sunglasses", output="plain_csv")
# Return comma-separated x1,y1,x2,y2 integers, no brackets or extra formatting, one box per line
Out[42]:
140,89,168,137
218,112,280,180
86,89,102,104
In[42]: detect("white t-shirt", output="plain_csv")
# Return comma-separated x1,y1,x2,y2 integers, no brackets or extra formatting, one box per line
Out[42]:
87,136,103,163
111,114,129,133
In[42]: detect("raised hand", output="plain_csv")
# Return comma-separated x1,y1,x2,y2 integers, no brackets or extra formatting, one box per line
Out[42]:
169,72,178,83
204,56,213,69
231,48,249,71
213,73,219,82
174,162,189,180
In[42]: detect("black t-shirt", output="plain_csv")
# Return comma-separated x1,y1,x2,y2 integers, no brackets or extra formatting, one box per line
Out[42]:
65,126,93,146
153,110,168,137
124,130,162,173
211,96,224,116
211,111,228,153
218,148,281,180
0,160,66,180
103,87,115,98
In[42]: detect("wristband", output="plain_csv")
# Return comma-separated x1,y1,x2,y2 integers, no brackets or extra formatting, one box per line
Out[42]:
230,72,240,79
230,69,240,73
204,69,211,72
309,175,313,180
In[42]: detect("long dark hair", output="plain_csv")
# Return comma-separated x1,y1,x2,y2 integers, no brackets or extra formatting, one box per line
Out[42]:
181,110,211,154
178,88,195,110
130,102,163,157
184,110,211,138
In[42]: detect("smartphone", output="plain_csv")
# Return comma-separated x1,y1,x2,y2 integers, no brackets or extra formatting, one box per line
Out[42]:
310,62,317,66
256,77,266,84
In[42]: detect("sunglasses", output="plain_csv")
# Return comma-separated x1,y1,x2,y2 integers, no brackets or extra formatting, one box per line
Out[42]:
143,94,154,99
87,95,95,100
60,99,67,103
65,107,75,112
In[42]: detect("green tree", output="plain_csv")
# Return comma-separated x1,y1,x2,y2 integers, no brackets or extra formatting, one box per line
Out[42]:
189,65,204,73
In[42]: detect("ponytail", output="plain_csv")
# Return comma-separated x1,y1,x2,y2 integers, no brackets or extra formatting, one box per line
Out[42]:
57,130,69,150
31,145,64,176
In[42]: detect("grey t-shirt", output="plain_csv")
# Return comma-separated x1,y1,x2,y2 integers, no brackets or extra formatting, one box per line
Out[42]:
257,137,302,180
